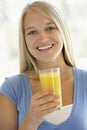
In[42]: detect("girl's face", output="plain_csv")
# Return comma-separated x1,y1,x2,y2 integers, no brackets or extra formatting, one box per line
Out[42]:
24,10,63,64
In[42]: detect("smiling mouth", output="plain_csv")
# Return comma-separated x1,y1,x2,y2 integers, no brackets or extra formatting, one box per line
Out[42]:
37,44,54,51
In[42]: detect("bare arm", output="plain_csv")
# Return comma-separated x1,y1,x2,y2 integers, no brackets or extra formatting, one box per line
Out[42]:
0,93,18,130
0,94,37,130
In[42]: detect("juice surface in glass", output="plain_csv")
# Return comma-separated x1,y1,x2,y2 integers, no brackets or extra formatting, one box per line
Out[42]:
39,69,62,107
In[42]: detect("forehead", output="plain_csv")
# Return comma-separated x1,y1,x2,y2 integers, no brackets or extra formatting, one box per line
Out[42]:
23,10,54,27
24,10,52,22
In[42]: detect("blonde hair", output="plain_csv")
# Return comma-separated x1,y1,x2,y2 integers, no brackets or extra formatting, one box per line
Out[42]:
19,1,76,75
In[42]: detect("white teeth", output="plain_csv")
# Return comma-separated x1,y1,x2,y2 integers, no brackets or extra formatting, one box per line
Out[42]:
38,45,53,50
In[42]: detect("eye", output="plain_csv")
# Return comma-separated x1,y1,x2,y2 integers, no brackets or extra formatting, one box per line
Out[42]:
47,26,56,31
27,30,37,35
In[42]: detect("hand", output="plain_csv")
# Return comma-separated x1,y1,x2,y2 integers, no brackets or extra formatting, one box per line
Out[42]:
27,89,60,127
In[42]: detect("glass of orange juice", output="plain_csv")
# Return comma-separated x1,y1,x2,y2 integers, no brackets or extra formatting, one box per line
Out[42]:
39,68,62,108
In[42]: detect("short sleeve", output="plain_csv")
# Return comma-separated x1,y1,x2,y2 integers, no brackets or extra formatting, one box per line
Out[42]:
0,76,19,106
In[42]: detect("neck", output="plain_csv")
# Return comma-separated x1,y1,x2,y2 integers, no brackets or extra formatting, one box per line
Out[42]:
36,53,73,80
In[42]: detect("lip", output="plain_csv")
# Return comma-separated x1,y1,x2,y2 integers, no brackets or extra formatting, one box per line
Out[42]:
37,44,54,51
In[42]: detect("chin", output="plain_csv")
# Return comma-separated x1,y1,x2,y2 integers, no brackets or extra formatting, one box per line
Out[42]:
41,58,56,63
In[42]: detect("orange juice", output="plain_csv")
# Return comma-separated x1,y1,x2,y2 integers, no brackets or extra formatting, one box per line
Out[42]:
39,68,62,107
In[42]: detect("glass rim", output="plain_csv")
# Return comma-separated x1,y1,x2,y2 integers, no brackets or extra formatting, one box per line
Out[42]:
38,67,60,74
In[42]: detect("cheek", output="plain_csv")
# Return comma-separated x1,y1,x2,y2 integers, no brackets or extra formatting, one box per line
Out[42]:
25,37,32,52
54,33,64,51
25,37,33,45
25,38,35,50
51,31,62,41
52,35,63,46
25,38,36,56
24,35,37,56
26,43,34,55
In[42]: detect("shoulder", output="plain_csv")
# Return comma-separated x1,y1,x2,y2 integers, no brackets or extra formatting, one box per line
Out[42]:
3,74,28,85
74,67,87,75
5,74,28,82
0,74,30,93
74,67,87,82
0,74,30,106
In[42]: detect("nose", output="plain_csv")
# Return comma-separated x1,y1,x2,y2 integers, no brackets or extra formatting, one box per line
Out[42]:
38,32,49,43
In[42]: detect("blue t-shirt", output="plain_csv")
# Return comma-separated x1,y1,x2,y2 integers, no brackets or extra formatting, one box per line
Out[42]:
0,67,87,130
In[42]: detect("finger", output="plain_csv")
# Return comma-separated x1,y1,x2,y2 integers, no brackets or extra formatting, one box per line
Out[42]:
39,101,60,112
39,95,59,105
41,106,59,116
34,89,54,99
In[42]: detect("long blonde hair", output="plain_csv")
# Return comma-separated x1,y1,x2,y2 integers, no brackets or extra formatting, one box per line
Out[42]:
18,1,76,75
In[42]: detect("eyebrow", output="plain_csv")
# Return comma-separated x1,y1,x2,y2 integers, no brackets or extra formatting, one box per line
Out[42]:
24,22,55,31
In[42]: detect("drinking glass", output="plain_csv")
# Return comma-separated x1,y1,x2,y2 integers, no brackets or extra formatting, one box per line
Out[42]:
39,68,62,107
